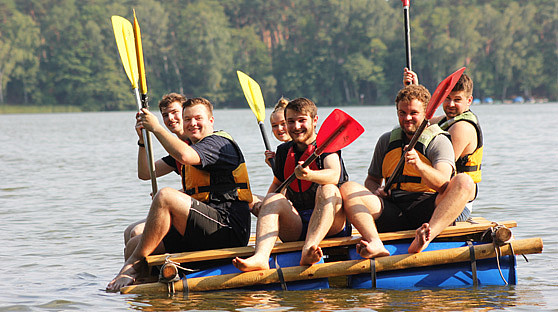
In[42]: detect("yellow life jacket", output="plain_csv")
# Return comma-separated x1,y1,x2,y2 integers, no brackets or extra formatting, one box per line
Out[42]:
438,110,483,183
382,125,449,193
180,131,253,204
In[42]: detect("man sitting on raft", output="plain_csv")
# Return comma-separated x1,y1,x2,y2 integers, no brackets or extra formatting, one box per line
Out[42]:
340,84,475,255
107,98,253,291
233,98,352,271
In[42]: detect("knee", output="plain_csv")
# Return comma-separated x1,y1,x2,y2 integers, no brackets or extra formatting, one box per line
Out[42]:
317,184,340,197
152,187,179,207
261,193,289,214
452,173,475,192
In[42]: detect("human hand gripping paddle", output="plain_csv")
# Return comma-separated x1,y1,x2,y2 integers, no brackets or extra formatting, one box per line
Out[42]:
237,70,275,168
111,13,158,195
384,67,466,191
275,109,364,194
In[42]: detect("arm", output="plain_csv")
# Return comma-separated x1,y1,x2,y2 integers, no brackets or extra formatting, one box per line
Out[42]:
405,147,453,192
294,152,341,185
135,113,176,179
139,108,201,166
364,174,385,195
447,122,477,161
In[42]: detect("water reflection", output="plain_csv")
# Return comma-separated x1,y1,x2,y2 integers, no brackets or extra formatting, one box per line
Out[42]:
120,285,543,311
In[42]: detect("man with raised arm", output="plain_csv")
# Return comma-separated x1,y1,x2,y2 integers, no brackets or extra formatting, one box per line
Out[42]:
341,85,475,255
124,93,188,249
233,98,354,271
107,97,253,291
405,69,482,220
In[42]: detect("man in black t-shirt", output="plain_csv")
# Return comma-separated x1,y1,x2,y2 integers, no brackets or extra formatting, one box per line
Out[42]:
233,98,351,272
107,98,252,292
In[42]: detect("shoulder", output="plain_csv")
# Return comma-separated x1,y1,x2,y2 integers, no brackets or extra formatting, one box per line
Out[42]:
276,141,294,154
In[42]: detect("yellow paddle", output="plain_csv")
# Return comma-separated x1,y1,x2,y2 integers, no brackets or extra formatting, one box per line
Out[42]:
111,14,158,195
237,70,274,168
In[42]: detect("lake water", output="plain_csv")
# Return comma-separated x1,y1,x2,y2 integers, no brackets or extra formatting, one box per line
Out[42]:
1,103,557,311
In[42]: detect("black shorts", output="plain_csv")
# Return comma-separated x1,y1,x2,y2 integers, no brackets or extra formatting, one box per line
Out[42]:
162,199,250,253
375,192,437,233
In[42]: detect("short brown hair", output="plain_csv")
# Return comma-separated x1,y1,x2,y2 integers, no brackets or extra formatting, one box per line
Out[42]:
395,85,431,111
184,97,213,116
452,72,473,98
158,93,186,112
285,97,317,119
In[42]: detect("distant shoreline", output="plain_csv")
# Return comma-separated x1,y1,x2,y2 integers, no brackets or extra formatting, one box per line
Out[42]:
1,101,556,115
0,105,83,114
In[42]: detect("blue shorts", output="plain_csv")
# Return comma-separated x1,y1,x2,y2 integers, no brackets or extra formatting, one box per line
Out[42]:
297,209,352,241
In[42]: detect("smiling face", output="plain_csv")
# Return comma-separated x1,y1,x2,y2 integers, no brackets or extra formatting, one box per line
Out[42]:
270,110,290,142
182,103,214,143
397,99,426,138
161,101,184,136
443,90,472,118
285,108,317,148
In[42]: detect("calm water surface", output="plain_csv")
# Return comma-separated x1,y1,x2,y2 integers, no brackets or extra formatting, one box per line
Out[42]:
1,104,557,311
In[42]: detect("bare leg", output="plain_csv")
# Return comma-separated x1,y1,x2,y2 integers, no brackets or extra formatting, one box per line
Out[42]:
300,185,345,266
340,182,390,259
107,188,192,291
124,219,146,245
233,193,301,272
408,174,474,253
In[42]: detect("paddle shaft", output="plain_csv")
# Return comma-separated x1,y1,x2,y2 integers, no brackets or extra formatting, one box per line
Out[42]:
258,121,275,168
134,89,158,195
402,0,412,72
383,118,427,191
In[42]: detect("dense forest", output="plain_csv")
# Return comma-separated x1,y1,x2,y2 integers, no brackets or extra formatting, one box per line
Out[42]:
1,0,556,110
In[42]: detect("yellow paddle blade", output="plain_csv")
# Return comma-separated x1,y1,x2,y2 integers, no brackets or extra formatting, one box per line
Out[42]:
237,70,265,122
111,15,138,88
133,10,147,95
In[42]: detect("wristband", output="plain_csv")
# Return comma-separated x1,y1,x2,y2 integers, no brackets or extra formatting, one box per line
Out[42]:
138,140,145,147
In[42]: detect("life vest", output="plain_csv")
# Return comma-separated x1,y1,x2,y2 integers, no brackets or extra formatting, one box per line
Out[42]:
382,125,449,193
438,110,483,183
180,131,252,204
284,143,319,192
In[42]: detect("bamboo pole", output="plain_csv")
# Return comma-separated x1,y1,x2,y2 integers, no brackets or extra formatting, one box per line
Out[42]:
122,237,542,294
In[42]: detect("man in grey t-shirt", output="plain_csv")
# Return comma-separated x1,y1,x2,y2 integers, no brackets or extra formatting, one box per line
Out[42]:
340,84,475,258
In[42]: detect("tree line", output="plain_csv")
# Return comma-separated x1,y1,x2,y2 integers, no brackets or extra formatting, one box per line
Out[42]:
1,0,556,110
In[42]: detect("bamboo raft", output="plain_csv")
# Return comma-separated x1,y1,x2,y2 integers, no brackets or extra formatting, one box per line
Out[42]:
121,217,543,294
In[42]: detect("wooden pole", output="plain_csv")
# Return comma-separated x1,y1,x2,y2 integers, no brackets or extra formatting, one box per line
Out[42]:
122,237,542,294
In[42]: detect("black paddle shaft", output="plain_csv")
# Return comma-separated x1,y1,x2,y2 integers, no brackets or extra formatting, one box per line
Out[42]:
403,4,412,72
259,121,275,169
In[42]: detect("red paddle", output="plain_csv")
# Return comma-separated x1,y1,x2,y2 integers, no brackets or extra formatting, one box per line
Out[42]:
384,67,466,191
275,109,364,193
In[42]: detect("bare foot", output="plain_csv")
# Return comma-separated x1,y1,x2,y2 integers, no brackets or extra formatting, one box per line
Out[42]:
232,256,270,272
300,245,323,266
106,259,143,292
356,238,390,259
408,223,431,253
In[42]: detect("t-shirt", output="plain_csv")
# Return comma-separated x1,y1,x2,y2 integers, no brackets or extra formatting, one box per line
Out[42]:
368,130,455,180
183,133,251,235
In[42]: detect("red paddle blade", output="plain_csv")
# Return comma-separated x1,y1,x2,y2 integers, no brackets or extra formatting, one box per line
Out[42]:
315,109,365,154
425,67,466,119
